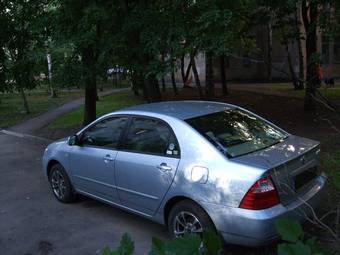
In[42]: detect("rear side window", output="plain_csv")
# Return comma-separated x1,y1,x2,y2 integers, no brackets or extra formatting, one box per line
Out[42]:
81,116,128,149
122,117,180,157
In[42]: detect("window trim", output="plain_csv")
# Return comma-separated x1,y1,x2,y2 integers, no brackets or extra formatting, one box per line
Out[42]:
119,115,181,159
77,114,130,151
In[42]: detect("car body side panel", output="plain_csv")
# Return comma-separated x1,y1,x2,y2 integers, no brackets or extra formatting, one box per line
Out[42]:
201,175,327,246
68,145,120,203
115,151,180,215
42,139,71,180
153,115,266,219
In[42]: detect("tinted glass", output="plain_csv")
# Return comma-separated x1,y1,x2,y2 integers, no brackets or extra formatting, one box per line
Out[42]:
186,109,287,158
123,117,179,156
81,116,128,149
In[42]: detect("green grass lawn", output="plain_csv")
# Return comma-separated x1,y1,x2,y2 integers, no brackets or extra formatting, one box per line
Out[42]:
48,91,144,129
265,82,340,99
0,90,84,128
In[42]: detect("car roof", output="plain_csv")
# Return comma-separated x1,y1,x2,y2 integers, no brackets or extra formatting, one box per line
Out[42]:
118,100,236,120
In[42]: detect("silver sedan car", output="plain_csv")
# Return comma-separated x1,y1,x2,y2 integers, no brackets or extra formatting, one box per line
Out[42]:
42,101,327,246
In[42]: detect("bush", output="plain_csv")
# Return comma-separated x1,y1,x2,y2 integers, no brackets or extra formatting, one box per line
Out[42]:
103,220,328,255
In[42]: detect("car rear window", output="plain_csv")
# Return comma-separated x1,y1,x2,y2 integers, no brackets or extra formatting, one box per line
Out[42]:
185,109,287,158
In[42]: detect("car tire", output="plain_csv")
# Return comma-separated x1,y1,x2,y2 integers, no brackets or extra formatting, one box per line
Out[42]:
168,200,216,238
49,163,75,203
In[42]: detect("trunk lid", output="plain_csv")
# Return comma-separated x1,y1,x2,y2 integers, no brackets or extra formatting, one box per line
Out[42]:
232,135,320,205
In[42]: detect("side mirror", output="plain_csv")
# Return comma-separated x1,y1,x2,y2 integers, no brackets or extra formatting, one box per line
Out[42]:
68,135,79,146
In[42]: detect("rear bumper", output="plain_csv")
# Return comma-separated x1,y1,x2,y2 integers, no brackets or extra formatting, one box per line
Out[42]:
202,175,327,247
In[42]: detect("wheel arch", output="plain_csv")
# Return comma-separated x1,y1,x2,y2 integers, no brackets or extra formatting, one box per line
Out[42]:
163,196,214,228
46,159,61,178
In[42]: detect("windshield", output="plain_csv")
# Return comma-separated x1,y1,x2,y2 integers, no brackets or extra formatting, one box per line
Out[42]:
186,109,288,158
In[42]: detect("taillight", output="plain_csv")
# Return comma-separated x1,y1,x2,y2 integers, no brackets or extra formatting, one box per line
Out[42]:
239,176,280,210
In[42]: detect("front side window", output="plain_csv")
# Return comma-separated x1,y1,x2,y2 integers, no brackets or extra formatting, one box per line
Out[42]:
81,116,128,149
122,117,179,157
186,109,287,158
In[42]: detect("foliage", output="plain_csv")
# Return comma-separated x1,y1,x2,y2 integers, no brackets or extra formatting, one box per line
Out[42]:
102,220,330,255
48,91,144,129
103,233,135,255
322,149,340,192
275,219,327,255
1,0,47,91
102,231,222,255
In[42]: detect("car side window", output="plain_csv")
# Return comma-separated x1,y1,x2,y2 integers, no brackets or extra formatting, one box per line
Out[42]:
122,117,180,157
81,116,128,149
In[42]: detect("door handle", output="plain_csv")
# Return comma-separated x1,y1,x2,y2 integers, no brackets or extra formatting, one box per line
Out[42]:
157,163,172,172
103,154,114,163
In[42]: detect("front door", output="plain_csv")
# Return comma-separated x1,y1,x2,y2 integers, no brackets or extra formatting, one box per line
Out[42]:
69,116,129,203
115,117,180,215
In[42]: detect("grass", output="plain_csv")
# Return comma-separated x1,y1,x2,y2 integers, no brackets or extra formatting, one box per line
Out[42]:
48,91,144,129
0,89,84,128
322,150,340,193
264,82,340,99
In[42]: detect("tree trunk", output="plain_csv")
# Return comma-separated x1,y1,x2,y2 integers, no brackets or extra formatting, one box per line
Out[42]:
220,55,228,95
267,20,273,83
184,60,192,85
171,70,178,95
302,0,318,111
295,2,305,90
82,48,97,126
145,74,162,102
19,86,30,114
131,73,140,96
0,47,5,87
161,53,166,92
180,55,186,85
46,53,57,98
205,51,215,99
285,42,299,90
161,78,166,92
190,53,204,99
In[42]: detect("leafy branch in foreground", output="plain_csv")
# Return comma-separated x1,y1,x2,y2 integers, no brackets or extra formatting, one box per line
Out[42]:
103,231,222,255
103,219,332,255
275,219,328,255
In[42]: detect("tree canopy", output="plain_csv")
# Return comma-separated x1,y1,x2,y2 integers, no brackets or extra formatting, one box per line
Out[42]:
1,0,340,123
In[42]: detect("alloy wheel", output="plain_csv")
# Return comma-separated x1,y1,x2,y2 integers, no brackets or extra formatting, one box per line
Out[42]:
50,170,66,200
173,211,203,237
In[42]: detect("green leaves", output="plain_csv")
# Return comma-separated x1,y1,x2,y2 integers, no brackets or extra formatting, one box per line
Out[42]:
105,232,222,255
275,219,327,255
202,231,223,255
103,233,135,255
275,219,304,243
149,237,166,255
278,241,312,255
165,234,202,255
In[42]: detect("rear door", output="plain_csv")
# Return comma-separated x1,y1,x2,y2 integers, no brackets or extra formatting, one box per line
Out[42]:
115,117,180,215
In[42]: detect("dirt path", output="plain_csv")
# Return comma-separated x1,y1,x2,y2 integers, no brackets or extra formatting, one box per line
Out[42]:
8,88,128,134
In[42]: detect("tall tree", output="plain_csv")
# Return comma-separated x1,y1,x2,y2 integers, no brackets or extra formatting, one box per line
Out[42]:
295,1,305,89
3,0,46,114
56,0,115,125
219,55,228,95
